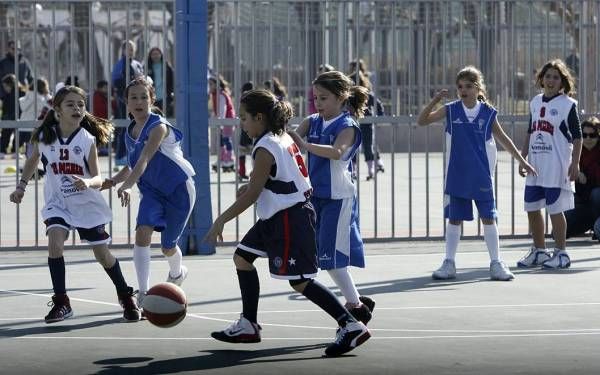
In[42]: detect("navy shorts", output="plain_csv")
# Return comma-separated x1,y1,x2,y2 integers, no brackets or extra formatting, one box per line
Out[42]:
44,217,111,245
237,201,319,280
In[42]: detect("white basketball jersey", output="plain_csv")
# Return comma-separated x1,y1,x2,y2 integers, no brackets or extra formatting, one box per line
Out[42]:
39,127,112,228
526,94,576,190
254,132,312,220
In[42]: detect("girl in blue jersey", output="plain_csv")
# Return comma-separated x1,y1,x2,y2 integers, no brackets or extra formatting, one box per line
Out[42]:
10,86,140,323
517,60,582,269
417,66,536,281
204,89,370,357
289,71,375,325
102,77,196,305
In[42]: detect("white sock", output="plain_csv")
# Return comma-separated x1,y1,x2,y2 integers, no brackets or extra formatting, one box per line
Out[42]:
133,245,151,293
483,224,499,262
327,267,361,305
166,246,183,278
445,223,461,261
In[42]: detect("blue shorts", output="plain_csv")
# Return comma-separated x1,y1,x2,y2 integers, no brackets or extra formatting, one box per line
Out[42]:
44,217,111,245
444,195,497,221
524,185,574,215
137,178,195,249
311,196,365,270
238,201,318,280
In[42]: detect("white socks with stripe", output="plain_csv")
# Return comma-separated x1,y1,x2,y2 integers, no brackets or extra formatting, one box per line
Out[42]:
133,244,151,294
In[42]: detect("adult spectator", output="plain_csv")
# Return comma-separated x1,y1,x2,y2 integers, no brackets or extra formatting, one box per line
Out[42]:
146,47,174,117
0,40,33,97
565,117,600,238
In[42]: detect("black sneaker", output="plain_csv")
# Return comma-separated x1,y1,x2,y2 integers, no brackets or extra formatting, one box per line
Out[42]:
325,321,371,357
118,287,141,322
359,296,375,313
45,294,73,323
349,304,372,325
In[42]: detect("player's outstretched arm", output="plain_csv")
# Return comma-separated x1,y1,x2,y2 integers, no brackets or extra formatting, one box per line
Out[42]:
417,89,448,126
492,119,537,176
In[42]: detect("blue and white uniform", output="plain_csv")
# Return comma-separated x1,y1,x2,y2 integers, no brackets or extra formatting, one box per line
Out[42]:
524,93,580,214
307,111,364,270
444,100,498,221
238,131,317,280
125,113,196,248
39,127,112,244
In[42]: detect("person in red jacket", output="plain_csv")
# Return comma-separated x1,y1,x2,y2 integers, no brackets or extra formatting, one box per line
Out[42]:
565,117,600,238
92,80,116,156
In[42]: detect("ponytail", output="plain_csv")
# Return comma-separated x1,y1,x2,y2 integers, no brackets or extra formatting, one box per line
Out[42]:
346,86,370,118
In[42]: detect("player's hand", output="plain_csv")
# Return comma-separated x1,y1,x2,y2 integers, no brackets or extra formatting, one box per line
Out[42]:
236,184,248,198
433,89,449,102
117,186,131,207
518,160,537,177
9,189,24,204
577,171,587,184
72,176,89,191
203,219,224,245
100,178,115,191
568,162,580,181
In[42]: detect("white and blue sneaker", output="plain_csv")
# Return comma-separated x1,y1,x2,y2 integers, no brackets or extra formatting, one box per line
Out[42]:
517,247,551,268
542,250,571,269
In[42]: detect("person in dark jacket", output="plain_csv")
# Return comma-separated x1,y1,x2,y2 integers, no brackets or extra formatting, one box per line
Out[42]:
0,40,33,97
146,47,174,117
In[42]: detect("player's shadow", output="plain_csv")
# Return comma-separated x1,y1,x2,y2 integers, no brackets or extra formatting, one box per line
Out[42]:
94,343,330,374
0,316,122,338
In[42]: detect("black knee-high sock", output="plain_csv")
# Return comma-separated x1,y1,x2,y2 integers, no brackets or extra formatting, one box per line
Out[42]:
104,259,129,294
48,257,66,295
302,279,354,327
237,268,259,323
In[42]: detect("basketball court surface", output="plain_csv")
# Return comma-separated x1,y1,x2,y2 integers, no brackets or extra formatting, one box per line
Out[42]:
1,239,599,374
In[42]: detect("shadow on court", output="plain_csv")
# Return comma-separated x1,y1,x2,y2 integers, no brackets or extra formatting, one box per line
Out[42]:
94,343,330,374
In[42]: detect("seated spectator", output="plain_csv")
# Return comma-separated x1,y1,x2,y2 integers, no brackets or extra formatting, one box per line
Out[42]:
565,117,600,239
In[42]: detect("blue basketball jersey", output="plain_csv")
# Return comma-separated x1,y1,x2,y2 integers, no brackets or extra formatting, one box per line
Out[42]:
307,112,361,199
444,100,497,201
125,113,195,195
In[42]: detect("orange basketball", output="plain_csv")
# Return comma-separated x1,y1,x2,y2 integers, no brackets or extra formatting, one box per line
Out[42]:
142,282,187,328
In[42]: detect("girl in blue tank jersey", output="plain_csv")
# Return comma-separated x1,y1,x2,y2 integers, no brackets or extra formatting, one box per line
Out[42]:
102,77,196,306
417,66,536,281
289,71,375,325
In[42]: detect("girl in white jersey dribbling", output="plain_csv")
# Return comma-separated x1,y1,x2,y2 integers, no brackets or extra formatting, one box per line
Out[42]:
9,86,141,323
417,66,536,281
517,59,582,269
204,89,370,357
102,77,196,306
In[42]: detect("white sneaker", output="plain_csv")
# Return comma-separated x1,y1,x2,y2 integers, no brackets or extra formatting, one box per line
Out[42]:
432,259,456,280
325,321,371,357
542,250,571,269
490,260,515,281
166,265,188,286
211,314,262,343
517,247,551,268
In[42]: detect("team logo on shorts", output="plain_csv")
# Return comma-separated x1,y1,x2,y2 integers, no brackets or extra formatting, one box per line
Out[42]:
73,146,82,155
550,108,559,116
50,146,55,152
273,257,283,268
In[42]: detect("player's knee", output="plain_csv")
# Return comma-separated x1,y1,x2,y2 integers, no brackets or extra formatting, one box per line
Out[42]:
481,218,495,225
289,278,311,293
47,242,64,258
161,247,176,256
233,249,256,270
448,219,462,226
92,245,114,268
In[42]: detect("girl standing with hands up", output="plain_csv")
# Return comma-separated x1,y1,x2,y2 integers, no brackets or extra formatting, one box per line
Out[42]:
103,77,196,305
9,86,140,323
417,66,536,281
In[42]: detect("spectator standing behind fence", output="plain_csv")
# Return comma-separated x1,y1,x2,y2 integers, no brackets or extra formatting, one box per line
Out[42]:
348,70,385,180
237,81,254,181
92,80,116,156
308,64,335,115
0,74,26,159
19,78,52,156
564,117,600,239
517,59,582,270
417,66,536,281
146,47,174,117
289,71,376,325
209,74,236,173
112,40,144,167
0,40,33,97
263,77,287,100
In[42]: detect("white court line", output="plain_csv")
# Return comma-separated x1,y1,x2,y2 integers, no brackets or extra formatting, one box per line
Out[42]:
12,331,600,341
0,289,120,307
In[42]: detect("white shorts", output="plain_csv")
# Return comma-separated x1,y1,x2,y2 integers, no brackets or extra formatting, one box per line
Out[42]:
524,186,574,215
